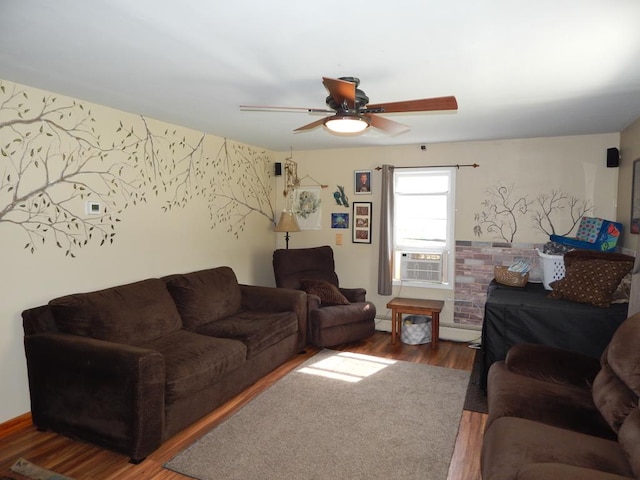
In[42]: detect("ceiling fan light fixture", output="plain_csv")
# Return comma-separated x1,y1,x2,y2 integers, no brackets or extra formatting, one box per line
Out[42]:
324,114,369,134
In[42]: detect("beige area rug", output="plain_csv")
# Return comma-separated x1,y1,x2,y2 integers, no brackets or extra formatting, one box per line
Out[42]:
165,349,470,480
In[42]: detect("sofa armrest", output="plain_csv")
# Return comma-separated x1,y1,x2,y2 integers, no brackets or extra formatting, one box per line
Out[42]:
339,287,366,303
24,332,165,461
515,463,634,480
240,284,308,350
505,343,601,389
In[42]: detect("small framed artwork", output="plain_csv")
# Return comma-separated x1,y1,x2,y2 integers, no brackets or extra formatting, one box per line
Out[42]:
352,202,372,244
354,170,372,195
331,212,349,229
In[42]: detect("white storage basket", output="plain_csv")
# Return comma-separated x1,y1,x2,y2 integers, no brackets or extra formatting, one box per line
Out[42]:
537,250,565,290
400,315,432,345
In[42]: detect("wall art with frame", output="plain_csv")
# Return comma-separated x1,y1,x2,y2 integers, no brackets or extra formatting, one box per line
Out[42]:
352,201,372,243
354,170,372,194
331,212,349,229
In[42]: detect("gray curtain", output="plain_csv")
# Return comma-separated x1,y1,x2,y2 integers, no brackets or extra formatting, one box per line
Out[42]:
377,164,394,295
628,234,640,316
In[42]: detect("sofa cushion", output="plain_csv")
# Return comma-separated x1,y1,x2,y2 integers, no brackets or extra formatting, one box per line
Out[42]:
300,279,350,305
481,417,634,480
49,278,182,346
163,267,242,328
192,311,298,358
142,329,247,403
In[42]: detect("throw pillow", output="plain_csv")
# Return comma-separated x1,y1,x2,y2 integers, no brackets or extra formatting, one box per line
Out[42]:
563,249,634,269
300,279,350,306
549,259,633,307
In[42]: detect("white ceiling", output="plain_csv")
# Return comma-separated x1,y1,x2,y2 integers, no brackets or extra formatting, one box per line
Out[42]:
1,0,640,152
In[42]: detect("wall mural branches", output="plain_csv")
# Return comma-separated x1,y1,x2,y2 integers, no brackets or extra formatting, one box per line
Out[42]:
474,182,593,242
0,83,143,256
530,190,592,237
208,141,274,239
0,80,274,256
473,184,530,242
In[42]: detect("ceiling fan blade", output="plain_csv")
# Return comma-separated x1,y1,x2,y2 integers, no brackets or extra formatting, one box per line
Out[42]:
294,117,328,132
365,114,410,135
367,96,458,113
240,105,333,113
322,77,355,109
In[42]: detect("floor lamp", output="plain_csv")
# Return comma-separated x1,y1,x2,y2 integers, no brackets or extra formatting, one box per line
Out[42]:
274,211,300,249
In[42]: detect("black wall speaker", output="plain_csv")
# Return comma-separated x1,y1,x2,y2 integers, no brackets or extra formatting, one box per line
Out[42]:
607,147,619,168
274,162,282,176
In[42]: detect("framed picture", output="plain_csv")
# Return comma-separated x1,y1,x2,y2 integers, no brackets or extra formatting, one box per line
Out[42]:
352,202,372,244
632,158,640,234
293,186,322,230
354,170,372,195
331,212,349,229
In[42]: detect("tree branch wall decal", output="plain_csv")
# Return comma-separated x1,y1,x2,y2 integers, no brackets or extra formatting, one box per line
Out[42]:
473,182,593,242
0,81,274,256
0,83,145,256
473,184,530,242
207,141,274,239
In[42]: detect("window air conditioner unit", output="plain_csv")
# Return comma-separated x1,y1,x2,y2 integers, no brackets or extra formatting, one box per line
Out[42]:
399,252,443,282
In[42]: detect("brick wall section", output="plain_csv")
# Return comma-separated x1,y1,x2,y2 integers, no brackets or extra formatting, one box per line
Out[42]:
454,241,545,326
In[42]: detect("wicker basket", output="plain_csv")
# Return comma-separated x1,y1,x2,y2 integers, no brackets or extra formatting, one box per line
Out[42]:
494,265,529,287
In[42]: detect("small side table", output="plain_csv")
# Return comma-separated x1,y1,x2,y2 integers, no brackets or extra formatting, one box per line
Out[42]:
386,297,444,349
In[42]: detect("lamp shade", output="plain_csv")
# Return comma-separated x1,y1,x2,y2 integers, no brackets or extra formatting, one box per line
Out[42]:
274,211,301,233
324,114,369,134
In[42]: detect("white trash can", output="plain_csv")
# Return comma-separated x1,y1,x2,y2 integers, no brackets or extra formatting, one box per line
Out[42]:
400,315,432,345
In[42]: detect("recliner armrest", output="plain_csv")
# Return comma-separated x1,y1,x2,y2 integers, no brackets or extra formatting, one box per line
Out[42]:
505,343,601,389
24,332,165,461
339,287,366,303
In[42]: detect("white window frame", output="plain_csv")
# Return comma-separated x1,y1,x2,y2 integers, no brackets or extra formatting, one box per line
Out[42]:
392,167,456,290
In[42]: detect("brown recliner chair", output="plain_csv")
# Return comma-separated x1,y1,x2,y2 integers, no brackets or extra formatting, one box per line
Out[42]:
273,245,376,347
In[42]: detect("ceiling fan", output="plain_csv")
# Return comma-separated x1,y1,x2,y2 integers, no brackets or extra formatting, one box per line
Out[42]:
240,76,458,135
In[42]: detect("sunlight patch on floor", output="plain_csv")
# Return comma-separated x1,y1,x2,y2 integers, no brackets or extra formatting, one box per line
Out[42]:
298,351,396,383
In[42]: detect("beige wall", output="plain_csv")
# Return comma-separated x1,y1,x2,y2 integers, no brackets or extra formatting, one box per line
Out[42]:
617,117,640,249
279,133,620,333
0,80,278,423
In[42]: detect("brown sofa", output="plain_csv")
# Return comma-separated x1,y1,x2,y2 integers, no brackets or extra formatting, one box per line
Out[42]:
481,312,640,480
22,266,307,463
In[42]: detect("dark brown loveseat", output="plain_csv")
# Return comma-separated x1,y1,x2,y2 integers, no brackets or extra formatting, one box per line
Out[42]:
22,266,307,463
481,312,640,480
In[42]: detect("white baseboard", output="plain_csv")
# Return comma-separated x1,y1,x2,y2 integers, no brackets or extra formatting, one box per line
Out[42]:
375,318,481,343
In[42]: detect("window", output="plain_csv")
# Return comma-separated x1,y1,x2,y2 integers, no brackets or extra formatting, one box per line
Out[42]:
392,167,455,288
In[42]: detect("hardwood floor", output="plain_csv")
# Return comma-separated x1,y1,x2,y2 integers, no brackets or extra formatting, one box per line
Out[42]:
0,332,486,479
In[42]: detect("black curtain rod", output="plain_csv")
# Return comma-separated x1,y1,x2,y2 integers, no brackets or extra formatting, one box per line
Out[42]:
375,163,479,171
